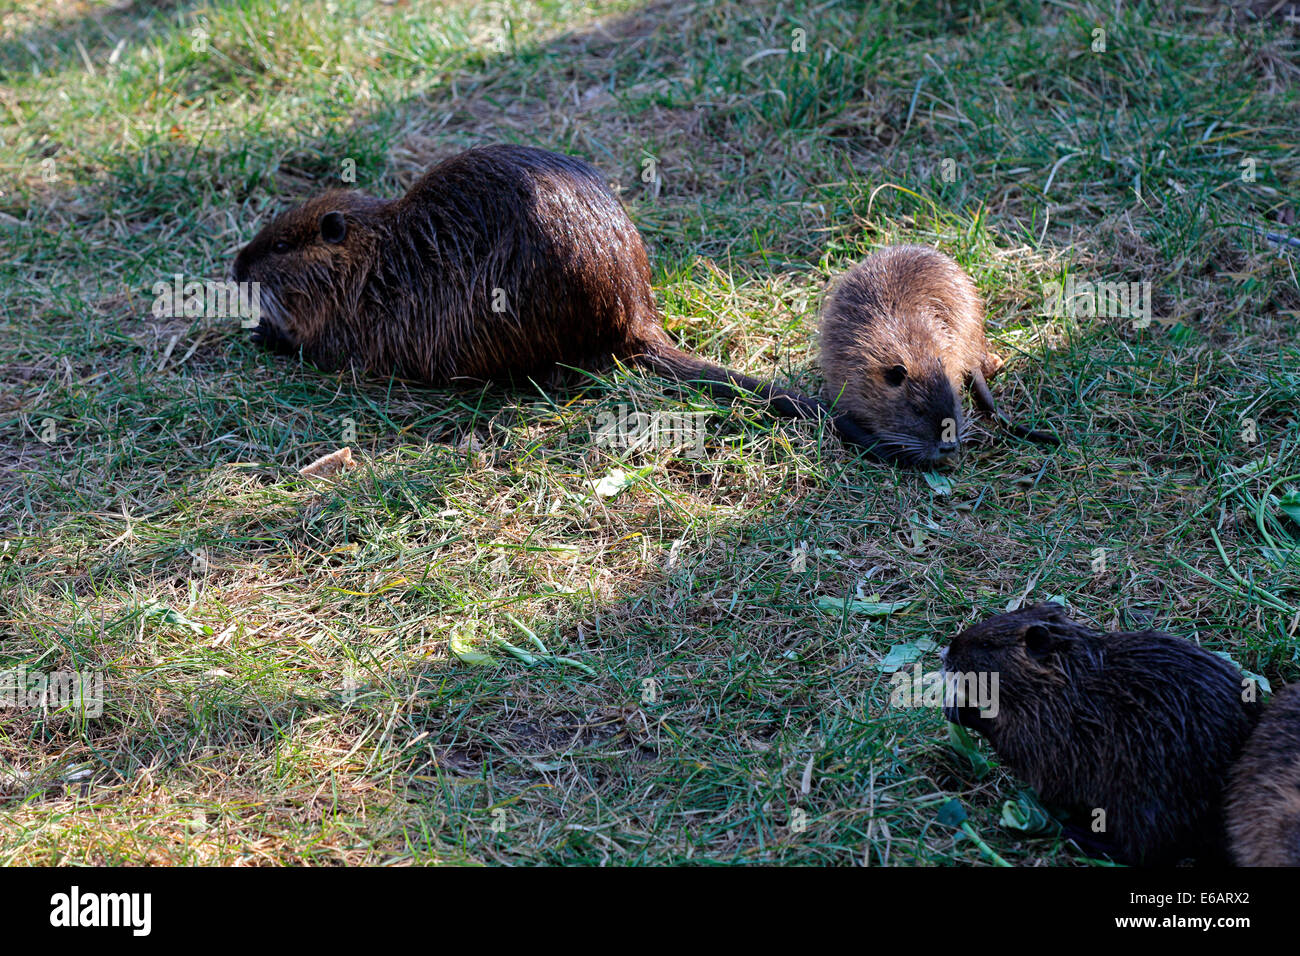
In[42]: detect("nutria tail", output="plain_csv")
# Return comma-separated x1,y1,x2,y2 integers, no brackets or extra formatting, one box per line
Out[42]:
969,368,1060,446
633,341,887,454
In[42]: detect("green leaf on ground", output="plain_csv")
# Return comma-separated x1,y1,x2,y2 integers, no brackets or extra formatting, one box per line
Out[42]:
450,628,496,666
1000,790,1061,834
877,638,937,671
815,596,913,616
140,600,212,636
936,798,968,827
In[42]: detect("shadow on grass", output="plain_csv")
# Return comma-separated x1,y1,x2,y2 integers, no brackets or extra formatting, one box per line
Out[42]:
0,0,196,77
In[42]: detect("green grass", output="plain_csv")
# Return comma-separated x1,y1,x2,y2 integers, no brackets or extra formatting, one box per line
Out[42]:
0,0,1297,865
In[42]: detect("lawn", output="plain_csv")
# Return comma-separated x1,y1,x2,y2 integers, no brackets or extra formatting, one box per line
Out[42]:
1,0,1297,865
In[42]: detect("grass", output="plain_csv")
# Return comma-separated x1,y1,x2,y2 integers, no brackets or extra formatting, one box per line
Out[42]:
0,0,1297,865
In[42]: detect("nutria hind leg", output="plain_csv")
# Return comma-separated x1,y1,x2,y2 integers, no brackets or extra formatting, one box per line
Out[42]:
981,351,1005,380
968,368,1060,446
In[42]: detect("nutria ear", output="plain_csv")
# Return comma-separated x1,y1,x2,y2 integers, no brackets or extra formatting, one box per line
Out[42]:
1024,623,1056,657
320,211,347,244
1028,601,1068,618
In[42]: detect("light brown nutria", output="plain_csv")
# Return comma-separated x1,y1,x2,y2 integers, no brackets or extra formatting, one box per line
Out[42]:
1226,682,1300,866
942,602,1261,865
232,144,880,449
819,245,1057,466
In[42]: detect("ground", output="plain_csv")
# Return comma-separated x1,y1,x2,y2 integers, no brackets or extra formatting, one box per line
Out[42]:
0,0,1297,865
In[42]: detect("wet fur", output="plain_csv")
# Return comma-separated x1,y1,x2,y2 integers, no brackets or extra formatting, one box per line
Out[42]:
233,145,879,449
819,245,1056,465
1226,683,1300,866
942,603,1261,865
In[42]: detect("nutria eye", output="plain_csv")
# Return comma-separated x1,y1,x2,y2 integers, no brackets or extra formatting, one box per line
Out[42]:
1024,624,1052,657
884,364,907,387
272,239,290,254
320,211,347,244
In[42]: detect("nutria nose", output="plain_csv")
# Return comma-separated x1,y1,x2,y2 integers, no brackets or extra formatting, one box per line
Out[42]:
232,246,254,283
935,441,959,457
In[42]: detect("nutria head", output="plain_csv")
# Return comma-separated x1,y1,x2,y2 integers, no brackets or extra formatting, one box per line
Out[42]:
828,339,964,467
942,602,1262,864
820,245,988,467
232,190,390,362
941,601,1092,732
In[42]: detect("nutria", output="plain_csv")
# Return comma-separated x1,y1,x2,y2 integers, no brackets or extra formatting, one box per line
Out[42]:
1226,682,1300,866
232,144,882,451
941,602,1261,865
819,245,1057,466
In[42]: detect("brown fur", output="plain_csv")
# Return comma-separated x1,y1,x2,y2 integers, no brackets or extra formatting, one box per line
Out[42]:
942,603,1262,865
1226,683,1300,866
232,144,880,449
819,245,1052,465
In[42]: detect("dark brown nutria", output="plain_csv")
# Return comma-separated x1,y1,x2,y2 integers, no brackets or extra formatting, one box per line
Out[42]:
1226,682,1300,866
232,144,881,450
819,245,1057,466
941,602,1261,865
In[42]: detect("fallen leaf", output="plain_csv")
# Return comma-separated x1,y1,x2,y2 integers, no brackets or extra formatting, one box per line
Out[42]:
877,638,937,671
922,471,953,495
141,600,212,635
592,465,653,498
1000,790,1060,834
936,798,968,827
816,597,912,616
450,627,495,666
